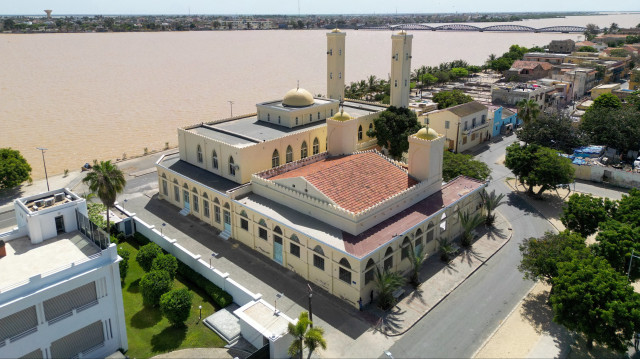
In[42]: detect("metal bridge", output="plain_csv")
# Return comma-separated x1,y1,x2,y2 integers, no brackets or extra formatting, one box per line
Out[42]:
361,24,586,33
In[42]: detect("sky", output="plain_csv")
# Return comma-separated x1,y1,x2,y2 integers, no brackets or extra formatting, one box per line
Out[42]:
1,0,639,16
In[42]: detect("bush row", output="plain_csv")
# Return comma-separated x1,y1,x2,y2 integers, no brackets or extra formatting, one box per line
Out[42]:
177,261,233,309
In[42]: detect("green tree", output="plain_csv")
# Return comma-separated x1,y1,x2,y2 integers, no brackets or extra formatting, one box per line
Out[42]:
408,241,426,287
516,111,585,153
420,73,438,87
287,311,327,359
442,151,491,182
374,267,405,310
561,193,616,238
550,255,640,352
592,220,640,280
459,211,485,247
584,23,599,41
505,143,574,196
609,48,629,57
489,57,512,71
480,189,505,226
0,148,32,189
450,67,468,79
3,19,15,30
160,288,192,326
432,89,473,109
136,242,163,272
518,231,588,287
82,160,126,233
580,105,640,154
151,253,178,279
615,188,640,227
589,93,622,112
140,270,173,307
117,247,130,281
516,99,540,126
578,46,598,52
367,106,421,160
304,326,327,359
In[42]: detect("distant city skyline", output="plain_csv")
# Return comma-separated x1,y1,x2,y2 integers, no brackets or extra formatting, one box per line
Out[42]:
1,0,639,16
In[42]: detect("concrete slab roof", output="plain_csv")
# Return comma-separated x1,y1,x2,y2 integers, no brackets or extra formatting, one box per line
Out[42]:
159,154,240,194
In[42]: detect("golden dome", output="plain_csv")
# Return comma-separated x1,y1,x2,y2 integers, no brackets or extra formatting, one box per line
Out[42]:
331,28,341,33
415,127,439,140
282,88,315,107
332,109,351,121
398,30,407,35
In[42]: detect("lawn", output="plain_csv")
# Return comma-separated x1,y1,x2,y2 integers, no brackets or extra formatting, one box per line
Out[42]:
118,241,226,359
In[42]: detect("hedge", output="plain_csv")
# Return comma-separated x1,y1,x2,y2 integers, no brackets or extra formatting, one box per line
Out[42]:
132,232,151,246
177,262,233,308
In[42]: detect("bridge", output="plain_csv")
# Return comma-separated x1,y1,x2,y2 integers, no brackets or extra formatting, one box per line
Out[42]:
361,24,586,33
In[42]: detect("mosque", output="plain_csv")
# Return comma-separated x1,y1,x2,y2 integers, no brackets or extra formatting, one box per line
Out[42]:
156,30,486,307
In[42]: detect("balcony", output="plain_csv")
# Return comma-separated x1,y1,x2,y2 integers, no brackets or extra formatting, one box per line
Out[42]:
462,121,490,135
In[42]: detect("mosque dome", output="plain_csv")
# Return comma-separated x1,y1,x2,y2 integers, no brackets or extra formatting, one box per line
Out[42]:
282,88,315,107
415,127,439,140
331,28,341,33
332,109,351,122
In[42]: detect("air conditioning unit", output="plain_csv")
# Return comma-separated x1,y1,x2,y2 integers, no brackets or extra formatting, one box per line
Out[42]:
33,205,39,211
45,198,54,206
54,193,65,202
35,200,45,207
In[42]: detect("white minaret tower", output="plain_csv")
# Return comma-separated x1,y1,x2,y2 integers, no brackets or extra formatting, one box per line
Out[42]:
390,30,413,108
326,29,346,101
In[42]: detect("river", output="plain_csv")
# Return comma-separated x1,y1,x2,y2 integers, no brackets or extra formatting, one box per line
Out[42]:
1,13,638,179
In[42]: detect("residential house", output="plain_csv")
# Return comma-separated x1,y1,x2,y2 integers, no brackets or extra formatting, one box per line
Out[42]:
504,60,553,82
549,39,575,54
523,52,568,65
489,106,519,137
423,101,491,153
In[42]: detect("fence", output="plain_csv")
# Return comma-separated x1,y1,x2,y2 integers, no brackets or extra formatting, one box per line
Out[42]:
128,213,262,307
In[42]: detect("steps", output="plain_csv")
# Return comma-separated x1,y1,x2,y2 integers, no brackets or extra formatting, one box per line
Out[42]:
179,207,190,216
219,229,231,240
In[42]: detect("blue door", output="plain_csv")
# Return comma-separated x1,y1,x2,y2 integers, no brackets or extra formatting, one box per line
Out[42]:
273,236,283,265
183,189,190,210
223,210,231,232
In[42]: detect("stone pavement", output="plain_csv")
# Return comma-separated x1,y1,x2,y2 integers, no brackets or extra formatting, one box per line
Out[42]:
125,190,513,358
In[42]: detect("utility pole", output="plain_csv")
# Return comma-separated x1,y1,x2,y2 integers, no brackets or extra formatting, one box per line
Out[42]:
307,283,313,327
36,147,50,191
228,100,234,118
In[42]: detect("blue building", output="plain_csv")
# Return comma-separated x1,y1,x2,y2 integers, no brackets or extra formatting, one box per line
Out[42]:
490,106,519,137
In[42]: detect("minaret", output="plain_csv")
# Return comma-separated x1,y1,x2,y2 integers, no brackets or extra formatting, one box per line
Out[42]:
390,30,413,108
327,28,346,101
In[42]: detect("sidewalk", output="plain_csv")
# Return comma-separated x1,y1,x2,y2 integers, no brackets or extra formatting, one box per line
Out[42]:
126,191,513,357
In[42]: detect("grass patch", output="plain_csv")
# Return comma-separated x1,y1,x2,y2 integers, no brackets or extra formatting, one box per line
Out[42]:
119,241,226,358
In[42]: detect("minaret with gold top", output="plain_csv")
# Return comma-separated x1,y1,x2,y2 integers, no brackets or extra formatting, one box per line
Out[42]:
326,28,346,101
390,30,413,108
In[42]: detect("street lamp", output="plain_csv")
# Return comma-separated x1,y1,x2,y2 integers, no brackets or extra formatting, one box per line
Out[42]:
199,305,202,320
228,100,234,118
210,251,218,269
123,199,127,211
161,222,166,237
36,147,50,191
307,283,313,328
274,293,283,314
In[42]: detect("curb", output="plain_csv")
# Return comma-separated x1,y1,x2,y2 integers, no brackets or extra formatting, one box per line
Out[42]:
384,212,514,337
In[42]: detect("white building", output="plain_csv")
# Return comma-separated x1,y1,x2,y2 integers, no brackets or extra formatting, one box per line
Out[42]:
0,188,127,359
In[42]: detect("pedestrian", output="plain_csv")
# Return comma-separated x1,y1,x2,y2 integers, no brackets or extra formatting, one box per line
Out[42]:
635,332,640,351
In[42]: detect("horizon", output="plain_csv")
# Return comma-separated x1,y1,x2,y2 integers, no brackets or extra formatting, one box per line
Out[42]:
1,0,639,16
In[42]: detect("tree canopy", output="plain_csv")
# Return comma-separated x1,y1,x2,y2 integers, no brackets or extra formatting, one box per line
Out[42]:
589,93,622,112
160,289,192,326
561,193,617,238
432,89,473,109
0,148,32,189
592,220,640,280
580,105,640,154
505,143,574,196
442,150,491,182
551,255,640,352
614,188,640,228
82,160,126,232
367,106,421,160
577,46,598,52
516,99,540,126
516,111,585,153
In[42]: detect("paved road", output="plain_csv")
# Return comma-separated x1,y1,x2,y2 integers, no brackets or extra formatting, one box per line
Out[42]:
0,210,16,230
385,135,554,358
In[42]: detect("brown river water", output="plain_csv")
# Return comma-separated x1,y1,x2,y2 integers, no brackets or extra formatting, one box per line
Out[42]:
1,13,638,179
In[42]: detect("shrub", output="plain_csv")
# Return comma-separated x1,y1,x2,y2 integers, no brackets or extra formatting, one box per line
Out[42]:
117,247,130,281
160,289,193,326
140,270,173,307
132,232,151,246
177,262,233,308
152,253,178,279
136,243,163,272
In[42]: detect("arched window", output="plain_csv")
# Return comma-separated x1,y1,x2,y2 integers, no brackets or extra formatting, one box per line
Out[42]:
161,173,167,179
197,145,203,163
338,257,352,283
212,150,218,169
258,219,267,227
301,141,308,159
202,192,208,199
289,234,301,257
213,197,220,204
415,228,424,254
192,187,198,193
224,203,230,209
312,245,325,271
313,245,325,256
365,258,376,285
229,156,236,176
183,183,188,189
358,125,363,141
313,138,319,155
384,247,394,271
240,210,248,218
286,146,293,163
401,237,411,260
272,149,280,168
273,226,283,234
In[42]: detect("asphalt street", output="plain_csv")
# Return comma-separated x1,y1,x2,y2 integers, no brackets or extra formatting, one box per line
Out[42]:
0,210,16,231
384,135,553,358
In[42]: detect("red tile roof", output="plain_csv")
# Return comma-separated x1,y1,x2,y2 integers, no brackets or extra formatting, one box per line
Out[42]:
342,176,485,257
269,152,418,213
511,60,553,71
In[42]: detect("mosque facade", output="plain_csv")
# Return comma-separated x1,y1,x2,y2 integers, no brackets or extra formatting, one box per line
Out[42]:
156,30,486,308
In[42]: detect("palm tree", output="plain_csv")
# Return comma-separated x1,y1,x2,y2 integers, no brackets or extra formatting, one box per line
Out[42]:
516,99,540,126
458,211,485,247
480,189,506,226
287,311,327,359
373,266,405,310
82,160,126,233
304,325,327,359
485,53,497,67
408,241,426,287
